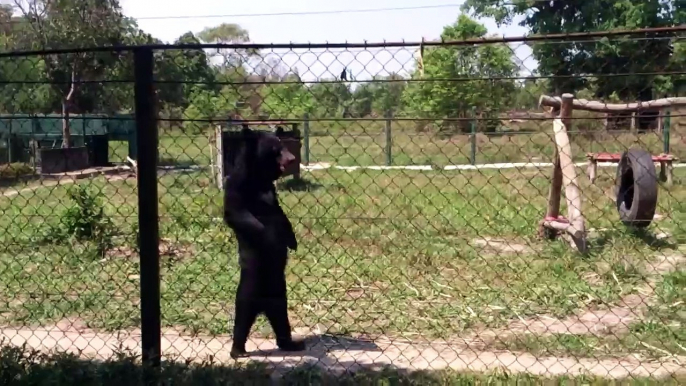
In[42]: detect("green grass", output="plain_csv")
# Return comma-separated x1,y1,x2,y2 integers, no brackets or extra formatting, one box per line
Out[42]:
109,134,214,166
2,128,686,361
305,126,675,166
105,121,685,168
453,269,686,359
2,344,682,386
488,323,685,360
0,162,684,346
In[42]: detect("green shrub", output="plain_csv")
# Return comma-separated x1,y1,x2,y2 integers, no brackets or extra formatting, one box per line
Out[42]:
43,184,115,256
0,162,35,179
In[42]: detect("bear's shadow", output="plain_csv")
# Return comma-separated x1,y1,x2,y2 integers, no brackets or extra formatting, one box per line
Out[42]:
247,334,381,359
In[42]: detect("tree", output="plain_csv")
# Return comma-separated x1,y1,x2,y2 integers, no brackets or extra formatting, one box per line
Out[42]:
666,41,686,96
95,17,159,114
0,4,17,37
156,32,216,110
13,0,128,147
197,23,259,69
349,74,407,117
402,15,517,132
199,25,265,122
462,0,681,101
511,77,549,110
0,4,51,114
181,84,241,133
0,52,52,114
260,72,313,119
658,4,686,97
350,83,374,117
308,81,353,118
370,73,406,116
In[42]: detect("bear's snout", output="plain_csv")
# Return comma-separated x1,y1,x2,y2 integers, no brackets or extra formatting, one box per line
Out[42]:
281,149,296,165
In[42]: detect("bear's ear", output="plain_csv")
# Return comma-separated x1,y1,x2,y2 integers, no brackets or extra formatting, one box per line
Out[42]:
238,126,257,151
275,126,285,135
240,125,253,137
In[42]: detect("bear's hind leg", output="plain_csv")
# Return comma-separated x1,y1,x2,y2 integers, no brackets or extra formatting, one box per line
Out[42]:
263,272,306,352
264,300,305,352
231,269,262,359
231,300,260,358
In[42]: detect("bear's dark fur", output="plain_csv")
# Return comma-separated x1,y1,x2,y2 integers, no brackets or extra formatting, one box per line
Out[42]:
223,126,304,359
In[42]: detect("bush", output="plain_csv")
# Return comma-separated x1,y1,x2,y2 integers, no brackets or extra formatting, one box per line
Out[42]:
43,184,115,256
0,162,35,179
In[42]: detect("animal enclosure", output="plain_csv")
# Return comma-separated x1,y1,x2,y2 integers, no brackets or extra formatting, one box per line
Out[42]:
0,32,685,383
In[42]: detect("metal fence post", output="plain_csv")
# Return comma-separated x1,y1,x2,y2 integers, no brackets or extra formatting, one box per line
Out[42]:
385,110,392,166
470,108,477,165
663,110,671,154
303,113,310,165
7,124,12,163
31,117,37,167
133,47,161,368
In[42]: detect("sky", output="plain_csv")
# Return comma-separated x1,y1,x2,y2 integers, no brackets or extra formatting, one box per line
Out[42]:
119,0,538,82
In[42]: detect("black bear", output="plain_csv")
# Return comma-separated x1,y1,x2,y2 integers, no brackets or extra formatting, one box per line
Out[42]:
223,126,305,359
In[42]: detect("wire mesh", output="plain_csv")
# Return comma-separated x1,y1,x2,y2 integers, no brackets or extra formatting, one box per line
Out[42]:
0,31,685,382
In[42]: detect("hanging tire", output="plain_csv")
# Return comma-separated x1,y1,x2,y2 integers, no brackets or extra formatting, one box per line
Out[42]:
615,149,658,228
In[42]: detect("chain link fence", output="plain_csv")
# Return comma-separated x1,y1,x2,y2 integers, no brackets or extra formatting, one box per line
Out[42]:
0,29,685,383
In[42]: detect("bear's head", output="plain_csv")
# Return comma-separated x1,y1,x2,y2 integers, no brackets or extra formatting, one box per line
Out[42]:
235,126,296,182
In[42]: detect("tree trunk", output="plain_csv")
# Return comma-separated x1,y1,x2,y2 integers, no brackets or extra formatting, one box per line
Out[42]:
61,68,77,148
61,99,71,148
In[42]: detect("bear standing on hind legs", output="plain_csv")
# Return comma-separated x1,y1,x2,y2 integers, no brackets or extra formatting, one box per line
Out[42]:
223,126,305,359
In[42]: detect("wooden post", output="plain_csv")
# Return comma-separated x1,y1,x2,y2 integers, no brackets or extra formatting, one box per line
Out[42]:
545,151,563,222
215,124,223,190
540,93,587,254
661,111,672,185
587,156,598,183
666,160,674,186
557,94,586,252
558,95,580,217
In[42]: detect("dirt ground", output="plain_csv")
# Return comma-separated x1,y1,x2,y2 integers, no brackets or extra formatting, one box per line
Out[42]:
1,322,684,380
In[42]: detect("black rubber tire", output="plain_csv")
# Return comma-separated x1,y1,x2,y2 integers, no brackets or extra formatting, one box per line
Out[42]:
615,149,659,228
